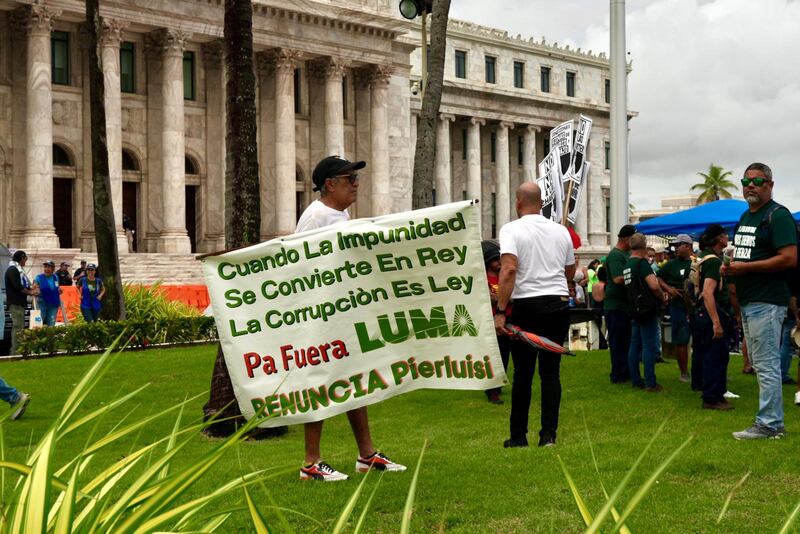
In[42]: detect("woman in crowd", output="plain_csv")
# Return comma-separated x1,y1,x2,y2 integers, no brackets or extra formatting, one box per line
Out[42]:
33,260,62,326
78,263,105,322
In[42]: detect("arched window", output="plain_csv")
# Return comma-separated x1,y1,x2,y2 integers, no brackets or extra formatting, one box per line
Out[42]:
185,155,198,175
53,144,72,166
122,149,139,171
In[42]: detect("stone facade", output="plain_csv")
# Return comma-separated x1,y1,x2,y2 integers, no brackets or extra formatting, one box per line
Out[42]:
0,0,618,258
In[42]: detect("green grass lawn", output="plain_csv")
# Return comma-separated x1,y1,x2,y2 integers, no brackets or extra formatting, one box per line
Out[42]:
1,345,799,533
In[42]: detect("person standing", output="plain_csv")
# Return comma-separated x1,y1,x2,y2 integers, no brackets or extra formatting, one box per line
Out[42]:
624,233,666,392
604,225,637,383
725,163,797,440
78,264,105,322
296,155,405,481
692,224,735,410
33,260,61,327
657,234,694,383
495,182,575,448
55,262,73,287
4,250,38,355
73,260,88,284
779,297,797,384
482,240,510,405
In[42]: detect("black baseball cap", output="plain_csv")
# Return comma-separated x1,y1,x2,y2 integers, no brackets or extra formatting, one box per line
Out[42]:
312,156,366,192
618,224,637,238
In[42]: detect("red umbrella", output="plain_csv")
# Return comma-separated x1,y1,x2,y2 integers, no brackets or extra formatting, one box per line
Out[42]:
504,325,574,356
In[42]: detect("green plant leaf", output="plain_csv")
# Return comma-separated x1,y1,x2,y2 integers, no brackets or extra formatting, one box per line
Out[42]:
353,472,385,534
401,439,428,534
779,499,800,534
717,471,751,524
333,466,372,534
556,455,594,526
53,465,80,534
242,485,271,534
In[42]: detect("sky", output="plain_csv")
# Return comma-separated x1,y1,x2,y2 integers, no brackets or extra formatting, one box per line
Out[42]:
449,0,800,212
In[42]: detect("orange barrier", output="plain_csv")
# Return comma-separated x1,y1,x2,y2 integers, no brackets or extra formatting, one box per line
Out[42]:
58,284,210,323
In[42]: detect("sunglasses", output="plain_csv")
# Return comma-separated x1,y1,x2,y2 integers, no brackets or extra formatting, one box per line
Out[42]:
741,177,771,187
333,173,359,185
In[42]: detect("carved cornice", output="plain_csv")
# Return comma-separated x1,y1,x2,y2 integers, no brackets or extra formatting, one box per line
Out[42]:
202,40,224,67
10,5,61,39
145,28,191,56
308,57,348,82
99,19,128,47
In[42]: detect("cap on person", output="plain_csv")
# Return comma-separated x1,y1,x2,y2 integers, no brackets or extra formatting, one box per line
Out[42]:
86,263,97,270
12,250,27,262
700,224,726,249
481,240,501,267
43,260,55,267
311,156,366,192
60,261,70,267
618,224,637,238
671,234,693,246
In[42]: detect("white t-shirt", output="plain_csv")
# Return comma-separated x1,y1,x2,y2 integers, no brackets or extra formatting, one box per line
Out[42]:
498,214,575,298
295,199,349,232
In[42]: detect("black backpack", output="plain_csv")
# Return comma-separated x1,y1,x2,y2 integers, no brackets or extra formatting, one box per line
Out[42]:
624,258,660,319
735,203,800,297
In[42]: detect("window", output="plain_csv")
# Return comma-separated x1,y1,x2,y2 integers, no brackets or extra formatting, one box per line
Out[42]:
185,155,198,175
461,129,467,160
51,31,70,85
605,141,611,170
294,68,302,113
518,136,524,165
604,79,610,104
120,42,135,93
513,61,524,88
566,71,576,97
540,66,550,93
342,76,348,120
183,51,195,100
485,56,496,84
455,50,466,79
605,196,611,233
490,132,496,163
543,135,550,156
53,144,72,166
491,192,497,237
122,149,139,171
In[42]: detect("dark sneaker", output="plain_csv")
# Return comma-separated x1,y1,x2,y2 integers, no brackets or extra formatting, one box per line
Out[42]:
732,423,783,440
355,452,406,473
645,384,665,393
300,461,348,481
783,378,797,385
632,381,646,390
487,392,504,405
538,436,556,447
503,437,529,448
655,356,667,363
703,401,734,411
10,393,30,421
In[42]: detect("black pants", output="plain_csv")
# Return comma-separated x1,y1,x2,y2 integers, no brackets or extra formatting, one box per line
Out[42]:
605,308,632,383
692,305,733,404
486,335,510,397
508,296,570,441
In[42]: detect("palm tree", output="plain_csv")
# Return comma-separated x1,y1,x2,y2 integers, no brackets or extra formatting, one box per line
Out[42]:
691,164,737,204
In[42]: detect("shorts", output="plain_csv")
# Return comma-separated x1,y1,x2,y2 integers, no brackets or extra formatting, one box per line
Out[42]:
670,301,691,345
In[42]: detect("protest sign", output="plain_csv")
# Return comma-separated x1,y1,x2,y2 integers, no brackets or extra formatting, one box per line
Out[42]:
566,162,590,225
550,119,573,181
537,149,563,223
570,115,593,180
201,201,506,427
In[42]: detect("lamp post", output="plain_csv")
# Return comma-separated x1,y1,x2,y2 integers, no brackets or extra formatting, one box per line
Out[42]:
399,0,433,99
610,0,629,234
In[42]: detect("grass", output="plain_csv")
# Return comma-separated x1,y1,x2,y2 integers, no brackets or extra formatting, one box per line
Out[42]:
1,346,799,532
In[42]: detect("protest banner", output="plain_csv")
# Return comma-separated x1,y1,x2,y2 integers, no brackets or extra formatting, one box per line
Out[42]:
550,119,573,181
537,149,563,223
201,201,506,427
570,115,593,180
566,162,590,225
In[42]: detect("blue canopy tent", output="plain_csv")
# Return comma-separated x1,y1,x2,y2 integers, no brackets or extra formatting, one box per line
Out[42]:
635,199,749,238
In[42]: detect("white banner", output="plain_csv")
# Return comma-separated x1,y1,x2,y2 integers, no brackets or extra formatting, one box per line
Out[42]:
537,149,564,223
550,119,574,182
201,202,506,427
566,162,590,225
570,115,593,180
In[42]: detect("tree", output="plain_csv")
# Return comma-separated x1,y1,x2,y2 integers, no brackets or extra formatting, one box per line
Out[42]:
86,0,125,320
411,0,452,209
691,163,737,204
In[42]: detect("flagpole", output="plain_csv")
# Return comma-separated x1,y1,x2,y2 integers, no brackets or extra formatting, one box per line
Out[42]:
610,0,629,233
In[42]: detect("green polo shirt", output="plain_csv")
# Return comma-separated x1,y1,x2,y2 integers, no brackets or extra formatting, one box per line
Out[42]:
604,247,630,311
732,200,797,306
658,257,692,309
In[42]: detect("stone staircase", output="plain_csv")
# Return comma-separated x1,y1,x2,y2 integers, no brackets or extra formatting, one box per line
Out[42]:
69,253,207,285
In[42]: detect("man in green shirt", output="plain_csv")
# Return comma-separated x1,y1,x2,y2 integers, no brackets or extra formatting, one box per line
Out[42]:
657,234,694,384
725,162,798,440
604,224,636,383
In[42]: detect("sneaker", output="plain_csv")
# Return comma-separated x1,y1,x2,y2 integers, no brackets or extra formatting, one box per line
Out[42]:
538,436,556,447
732,423,783,440
487,392,504,405
632,381,646,390
300,461,349,481
679,374,690,383
655,356,667,364
645,384,665,393
724,390,740,399
356,452,406,473
783,378,797,385
703,401,734,411
795,391,800,406
503,437,529,448
10,393,30,421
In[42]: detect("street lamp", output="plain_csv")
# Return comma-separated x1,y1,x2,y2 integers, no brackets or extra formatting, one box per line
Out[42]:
399,0,433,98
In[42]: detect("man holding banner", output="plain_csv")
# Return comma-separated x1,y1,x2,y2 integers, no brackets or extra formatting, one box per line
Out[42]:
295,156,406,481
495,182,575,448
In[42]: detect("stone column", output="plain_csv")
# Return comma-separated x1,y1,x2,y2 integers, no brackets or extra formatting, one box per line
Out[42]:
495,121,514,228
523,125,539,182
370,65,393,215
256,52,276,239
435,113,455,205
150,29,192,253
269,48,301,234
466,117,483,202
99,19,130,251
201,41,226,251
310,57,347,157
17,5,61,249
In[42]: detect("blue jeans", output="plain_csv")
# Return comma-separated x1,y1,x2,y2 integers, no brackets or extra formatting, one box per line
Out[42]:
81,307,101,322
780,314,796,383
741,302,786,430
0,377,21,405
628,314,659,388
39,302,59,327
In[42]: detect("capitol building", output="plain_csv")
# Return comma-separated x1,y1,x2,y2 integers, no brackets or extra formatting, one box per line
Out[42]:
0,0,627,258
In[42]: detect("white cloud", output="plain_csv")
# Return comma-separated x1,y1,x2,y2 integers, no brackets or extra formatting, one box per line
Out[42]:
450,0,800,212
